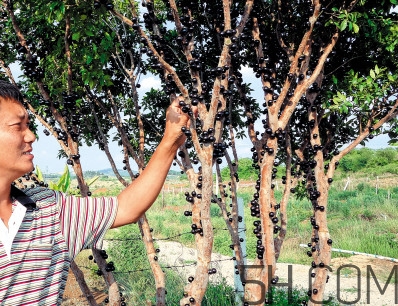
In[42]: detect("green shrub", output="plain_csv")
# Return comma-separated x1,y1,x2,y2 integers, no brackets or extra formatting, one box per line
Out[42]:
202,282,236,306
356,182,366,191
220,158,259,181
266,286,340,305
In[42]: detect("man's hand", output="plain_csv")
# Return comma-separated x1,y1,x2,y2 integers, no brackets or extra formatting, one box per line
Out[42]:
163,96,194,151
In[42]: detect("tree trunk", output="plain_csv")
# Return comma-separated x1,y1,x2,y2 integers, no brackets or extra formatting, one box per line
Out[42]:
70,151,121,305
244,140,278,303
180,161,214,305
70,262,98,306
309,151,331,304
215,162,246,281
92,249,121,306
138,215,166,306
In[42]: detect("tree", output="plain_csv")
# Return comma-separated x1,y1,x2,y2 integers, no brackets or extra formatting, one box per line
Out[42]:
0,1,165,305
1,0,397,305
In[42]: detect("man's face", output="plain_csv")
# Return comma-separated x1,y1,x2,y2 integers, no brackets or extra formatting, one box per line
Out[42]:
0,99,36,182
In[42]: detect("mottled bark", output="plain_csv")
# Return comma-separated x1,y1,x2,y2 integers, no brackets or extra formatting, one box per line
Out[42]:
138,215,166,306
180,161,214,306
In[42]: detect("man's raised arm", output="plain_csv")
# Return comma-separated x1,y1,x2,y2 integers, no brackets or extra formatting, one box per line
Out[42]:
112,97,192,228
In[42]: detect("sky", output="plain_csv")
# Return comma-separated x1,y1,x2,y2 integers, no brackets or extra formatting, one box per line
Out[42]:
32,122,391,174
32,75,162,173
30,67,391,174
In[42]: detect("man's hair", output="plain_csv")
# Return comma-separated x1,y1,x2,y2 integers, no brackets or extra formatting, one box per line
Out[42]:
0,80,24,104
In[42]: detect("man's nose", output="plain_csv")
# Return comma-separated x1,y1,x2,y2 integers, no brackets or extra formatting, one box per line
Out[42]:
25,128,36,143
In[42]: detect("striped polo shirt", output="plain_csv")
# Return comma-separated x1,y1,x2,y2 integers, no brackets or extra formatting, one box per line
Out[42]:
0,186,118,305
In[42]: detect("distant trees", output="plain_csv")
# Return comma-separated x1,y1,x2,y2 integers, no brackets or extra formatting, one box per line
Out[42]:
83,170,105,177
340,147,398,173
220,157,260,181
227,147,398,178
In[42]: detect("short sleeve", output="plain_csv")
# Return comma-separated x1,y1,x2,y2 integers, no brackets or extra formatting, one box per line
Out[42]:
55,192,118,260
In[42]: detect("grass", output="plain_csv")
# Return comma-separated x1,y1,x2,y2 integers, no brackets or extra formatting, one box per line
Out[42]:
326,185,398,259
145,180,398,265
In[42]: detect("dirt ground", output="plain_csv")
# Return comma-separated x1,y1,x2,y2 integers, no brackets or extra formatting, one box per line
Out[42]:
328,255,398,305
62,250,108,306
62,270,108,306
62,243,398,306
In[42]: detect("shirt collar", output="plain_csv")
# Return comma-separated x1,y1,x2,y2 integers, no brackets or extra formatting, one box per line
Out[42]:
10,185,37,211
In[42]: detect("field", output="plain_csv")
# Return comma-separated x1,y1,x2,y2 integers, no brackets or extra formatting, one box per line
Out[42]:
61,164,398,305
148,173,398,264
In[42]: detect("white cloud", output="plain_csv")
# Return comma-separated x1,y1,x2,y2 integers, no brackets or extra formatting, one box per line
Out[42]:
138,75,162,92
240,65,253,76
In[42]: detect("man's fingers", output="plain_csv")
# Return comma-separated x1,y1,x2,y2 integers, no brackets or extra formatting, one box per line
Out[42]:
169,97,197,128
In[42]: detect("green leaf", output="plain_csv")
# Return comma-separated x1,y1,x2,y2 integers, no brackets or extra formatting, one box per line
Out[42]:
353,23,359,33
72,33,80,41
100,53,108,64
85,29,95,37
104,32,112,41
48,181,57,190
86,54,93,64
369,70,375,79
57,165,71,193
49,2,59,11
375,65,380,75
340,20,348,31
59,3,65,14
332,96,341,104
35,165,44,182
337,91,346,100
56,11,64,22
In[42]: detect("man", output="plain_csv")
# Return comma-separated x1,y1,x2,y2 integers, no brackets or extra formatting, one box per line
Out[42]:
0,80,190,305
